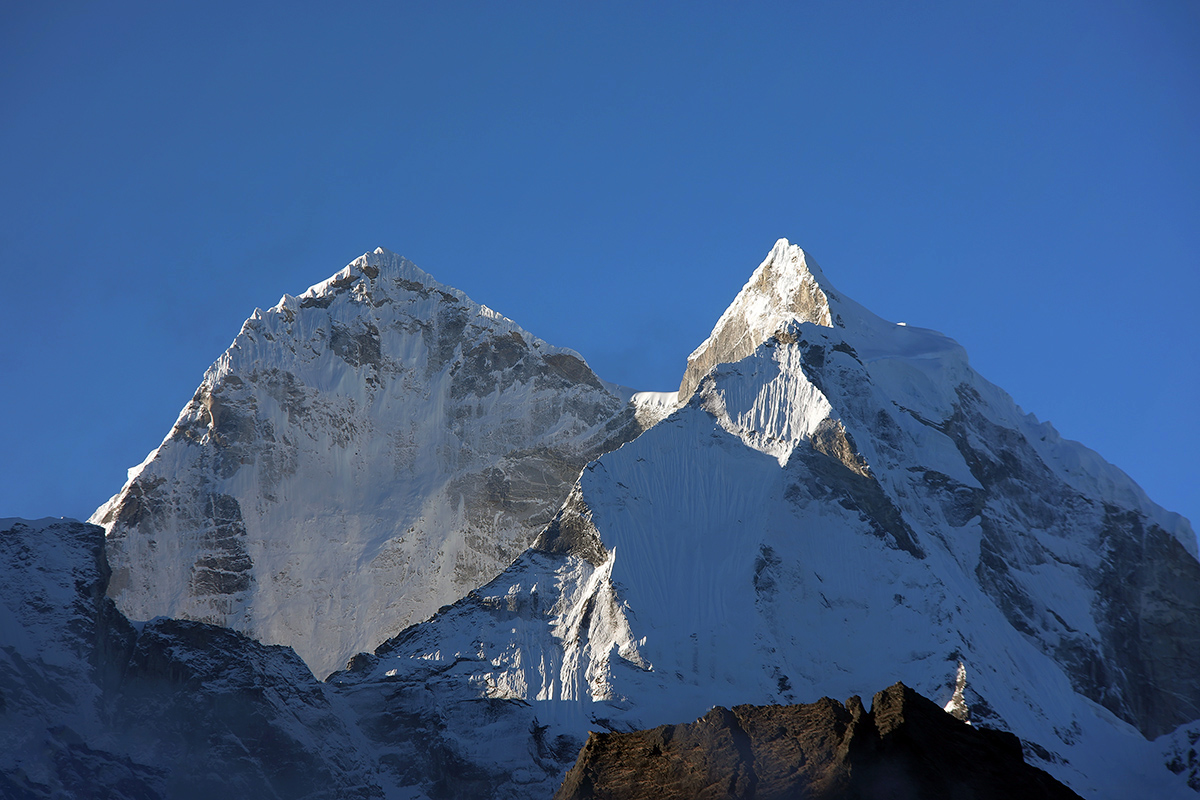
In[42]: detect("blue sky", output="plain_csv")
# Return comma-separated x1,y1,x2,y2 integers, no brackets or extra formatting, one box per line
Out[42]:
2,2,1197,534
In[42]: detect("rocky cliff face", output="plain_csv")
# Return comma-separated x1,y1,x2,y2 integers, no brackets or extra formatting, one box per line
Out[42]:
554,683,1082,800
0,518,137,798
91,248,642,677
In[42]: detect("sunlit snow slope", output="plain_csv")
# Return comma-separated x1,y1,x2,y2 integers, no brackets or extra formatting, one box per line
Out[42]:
92,249,643,677
336,240,1200,799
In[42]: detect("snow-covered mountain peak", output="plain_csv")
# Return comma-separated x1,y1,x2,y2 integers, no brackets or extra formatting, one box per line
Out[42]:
91,247,645,677
747,238,834,311
678,240,977,407
676,239,1194,555
676,240,967,478
270,247,482,321
316,242,1200,798
25,239,1195,799
679,240,832,403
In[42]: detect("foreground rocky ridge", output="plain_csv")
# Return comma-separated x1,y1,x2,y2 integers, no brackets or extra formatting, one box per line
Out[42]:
92,248,642,677
554,682,1082,800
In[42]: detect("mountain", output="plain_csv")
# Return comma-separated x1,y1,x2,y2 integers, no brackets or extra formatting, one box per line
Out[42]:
90,249,644,677
10,239,1196,799
330,240,1200,798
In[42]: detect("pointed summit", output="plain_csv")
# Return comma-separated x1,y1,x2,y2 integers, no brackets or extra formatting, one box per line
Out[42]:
678,239,836,402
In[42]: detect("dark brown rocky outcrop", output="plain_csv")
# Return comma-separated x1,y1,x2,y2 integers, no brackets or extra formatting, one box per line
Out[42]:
554,683,1081,800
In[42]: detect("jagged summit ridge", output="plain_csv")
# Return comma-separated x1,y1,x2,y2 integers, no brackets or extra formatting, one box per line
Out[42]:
281,247,530,338
91,247,644,678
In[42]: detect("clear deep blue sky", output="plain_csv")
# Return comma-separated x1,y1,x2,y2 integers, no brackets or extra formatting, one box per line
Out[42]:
2,2,1197,534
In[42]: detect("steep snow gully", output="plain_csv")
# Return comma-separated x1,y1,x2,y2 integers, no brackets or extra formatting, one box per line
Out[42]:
3,239,1197,799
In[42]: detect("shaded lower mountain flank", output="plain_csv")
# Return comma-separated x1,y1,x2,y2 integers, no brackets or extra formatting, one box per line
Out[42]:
554,683,1081,800
0,519,383,800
